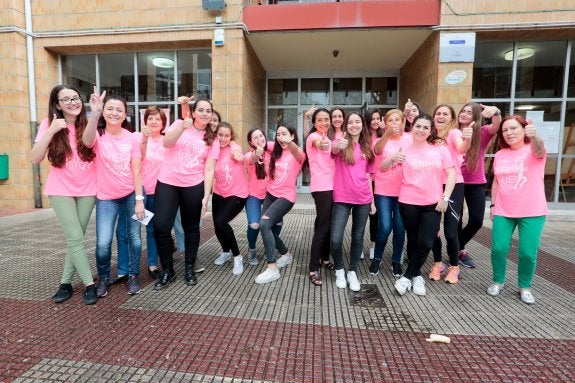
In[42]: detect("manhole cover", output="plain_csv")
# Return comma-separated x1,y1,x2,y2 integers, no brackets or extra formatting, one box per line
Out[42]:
349,284,386,308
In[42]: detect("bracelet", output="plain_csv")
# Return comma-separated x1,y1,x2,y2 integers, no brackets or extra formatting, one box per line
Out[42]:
135,195,144,201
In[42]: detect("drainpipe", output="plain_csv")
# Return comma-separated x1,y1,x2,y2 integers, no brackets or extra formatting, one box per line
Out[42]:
24,0,41,208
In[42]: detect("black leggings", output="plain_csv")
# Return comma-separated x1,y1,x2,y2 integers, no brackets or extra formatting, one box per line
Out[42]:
400,202,441,279
153,181,204,272
309,190,333,272
432,183,464,266
458,183,486,251
212,193,246,257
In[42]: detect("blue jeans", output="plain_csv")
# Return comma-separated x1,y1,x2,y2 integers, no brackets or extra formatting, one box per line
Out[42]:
245,195,282,250
374,194,405,264
330,202,370,272
95,192,142,279
145,194,158,268
260,193,293,263
173,208,185,252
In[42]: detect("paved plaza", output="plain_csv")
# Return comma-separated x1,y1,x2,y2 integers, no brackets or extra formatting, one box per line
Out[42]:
0,195,574,382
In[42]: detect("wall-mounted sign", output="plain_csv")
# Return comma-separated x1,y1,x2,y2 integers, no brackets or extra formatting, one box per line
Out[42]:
439,32,476,63
203,0,225,10
444,70,467,85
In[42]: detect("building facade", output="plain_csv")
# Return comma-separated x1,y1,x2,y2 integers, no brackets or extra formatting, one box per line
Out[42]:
1,0,575,209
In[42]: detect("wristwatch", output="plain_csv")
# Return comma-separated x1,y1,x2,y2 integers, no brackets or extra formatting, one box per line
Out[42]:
442,196,450,202
135,195,145,201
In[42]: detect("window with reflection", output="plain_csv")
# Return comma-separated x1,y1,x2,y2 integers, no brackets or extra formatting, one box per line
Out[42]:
177,50,212,100
366,77,397,105
568,42,575,97
301,78,329,105
333,78,362,105
515,41,567,98
268,79,298,105
99,53,135,101
138,52,175,102
61,55,96,101
267,108,298,140
472,42,513,99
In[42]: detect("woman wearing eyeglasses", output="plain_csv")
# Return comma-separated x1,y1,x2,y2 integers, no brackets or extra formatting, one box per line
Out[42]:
31,85,98,305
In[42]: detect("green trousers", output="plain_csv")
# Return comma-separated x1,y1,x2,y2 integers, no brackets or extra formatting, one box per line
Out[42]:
49,196,96,286
491,215,546,289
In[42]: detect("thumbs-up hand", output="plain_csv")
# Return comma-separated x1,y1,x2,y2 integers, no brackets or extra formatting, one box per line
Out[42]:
404,98,413,112
392,147,406,164
336,132,348,150
525,120,537,138
462,122,474,140
49,113,67,134
304,104,316,119
231,149,243,161
318,134,330,151
141,124,151,137
255,146,264,158
183,117,193,130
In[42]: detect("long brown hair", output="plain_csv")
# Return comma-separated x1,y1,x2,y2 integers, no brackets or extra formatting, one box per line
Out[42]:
191,98,217,146
269,125,298,180
458,102,483,173
47,85,94,168
341,112,374,165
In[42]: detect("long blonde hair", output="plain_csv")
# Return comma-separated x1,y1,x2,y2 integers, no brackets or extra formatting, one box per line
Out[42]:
341,112,374,165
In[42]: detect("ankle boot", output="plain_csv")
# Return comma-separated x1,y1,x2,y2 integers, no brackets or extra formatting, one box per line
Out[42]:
155,254,176,290
184,253,197,286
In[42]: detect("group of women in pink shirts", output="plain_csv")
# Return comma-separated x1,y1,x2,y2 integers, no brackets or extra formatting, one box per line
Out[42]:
35,83,548,306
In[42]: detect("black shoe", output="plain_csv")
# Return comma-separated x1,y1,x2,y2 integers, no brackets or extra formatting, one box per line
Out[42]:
148,268,161,280
369,260,380,275
110,275,128,285
83,285,98,305
392,262,403,278
53,284,73,303
185,268,197,286
154,271,176,290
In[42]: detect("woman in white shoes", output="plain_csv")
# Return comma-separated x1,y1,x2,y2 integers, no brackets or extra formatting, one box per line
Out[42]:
394,114,455,297
212,122,249,276
254,125,305,284
488,116,547,305
330,112,375,292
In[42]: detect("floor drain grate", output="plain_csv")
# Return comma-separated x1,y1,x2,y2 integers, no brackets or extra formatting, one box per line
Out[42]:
349,284,386,308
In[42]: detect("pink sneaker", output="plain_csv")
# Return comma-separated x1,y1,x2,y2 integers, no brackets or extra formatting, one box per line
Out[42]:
444,266,460,284
428,262,446,281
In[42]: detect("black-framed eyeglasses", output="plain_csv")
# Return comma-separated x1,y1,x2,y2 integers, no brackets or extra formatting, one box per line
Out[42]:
58,96,82,105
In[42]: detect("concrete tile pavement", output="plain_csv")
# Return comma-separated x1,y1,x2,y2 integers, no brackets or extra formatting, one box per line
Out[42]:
0,195,574,382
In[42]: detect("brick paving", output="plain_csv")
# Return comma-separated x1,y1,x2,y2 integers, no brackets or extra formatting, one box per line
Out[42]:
0,196,574,382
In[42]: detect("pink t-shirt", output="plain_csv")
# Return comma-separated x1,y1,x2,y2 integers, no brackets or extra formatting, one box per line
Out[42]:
493,144,548,218
462,125,494,184
93,129,141,200
157,120,220,187
333,143,373,205
374,133,413,197
214,143,249,198
443,129,464,183
35,118,97,197
266,144,305,203
244,151,267,200
141,136,165,195
306,131,335,192
399,143,454,206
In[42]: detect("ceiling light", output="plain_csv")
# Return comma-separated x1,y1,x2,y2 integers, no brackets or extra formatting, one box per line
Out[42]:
152,57,174,68
504,47,535,61
515,105,536,111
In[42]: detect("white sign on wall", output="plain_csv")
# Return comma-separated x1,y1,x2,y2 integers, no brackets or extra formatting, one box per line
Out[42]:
439,32,476,63
526,110,560,154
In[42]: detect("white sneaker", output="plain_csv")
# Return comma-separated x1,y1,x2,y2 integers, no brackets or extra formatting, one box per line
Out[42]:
394,276,412,296
412,276,426,296
520,289,535,304
232,255,244,276
255,268,280,284
347,271,361,292
335,269,347,289
214,252,231,265
369,248,375,260
276,253,293,268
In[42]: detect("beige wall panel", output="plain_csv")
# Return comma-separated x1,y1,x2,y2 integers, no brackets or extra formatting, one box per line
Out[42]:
0,1,25,29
